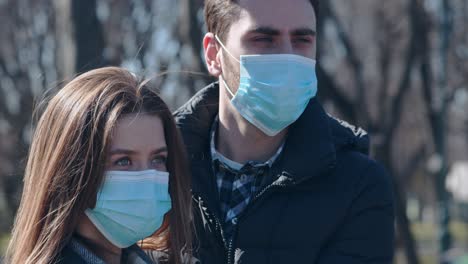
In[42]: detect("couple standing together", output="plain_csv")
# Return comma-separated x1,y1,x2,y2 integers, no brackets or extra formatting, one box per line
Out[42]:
6,0,395,263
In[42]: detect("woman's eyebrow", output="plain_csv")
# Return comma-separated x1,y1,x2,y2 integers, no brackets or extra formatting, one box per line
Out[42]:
151,147,168,155
109,149,137,155
109,146,168,155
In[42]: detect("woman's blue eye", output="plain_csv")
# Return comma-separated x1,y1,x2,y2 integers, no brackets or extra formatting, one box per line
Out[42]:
115,157,131,167
152,156,167,165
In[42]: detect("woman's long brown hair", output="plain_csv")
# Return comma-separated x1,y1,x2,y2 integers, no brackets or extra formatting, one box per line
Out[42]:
5,67,192,264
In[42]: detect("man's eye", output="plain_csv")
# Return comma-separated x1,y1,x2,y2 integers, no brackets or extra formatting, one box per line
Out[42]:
115,157,131,167
253,36,273,43
294,37,312,43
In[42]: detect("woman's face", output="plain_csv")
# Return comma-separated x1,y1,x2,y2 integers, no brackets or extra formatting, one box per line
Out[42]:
106,114,168,172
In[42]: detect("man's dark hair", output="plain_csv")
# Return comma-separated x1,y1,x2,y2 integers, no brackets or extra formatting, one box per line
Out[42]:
204,0,319,42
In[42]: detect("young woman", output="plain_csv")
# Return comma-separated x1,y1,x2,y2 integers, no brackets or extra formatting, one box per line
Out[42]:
5,67,192,264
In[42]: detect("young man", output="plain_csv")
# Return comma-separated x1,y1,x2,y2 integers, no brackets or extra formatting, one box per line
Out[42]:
174,0,394,263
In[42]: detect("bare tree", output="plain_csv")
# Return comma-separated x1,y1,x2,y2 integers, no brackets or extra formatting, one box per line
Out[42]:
72,0,106,72
0,0,58,231
419,0,458,261
315,0,468,262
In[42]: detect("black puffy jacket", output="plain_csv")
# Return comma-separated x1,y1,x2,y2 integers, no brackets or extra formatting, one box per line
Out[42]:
174,83,394,264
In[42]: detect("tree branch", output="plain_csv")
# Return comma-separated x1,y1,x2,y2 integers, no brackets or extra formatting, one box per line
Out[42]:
400,144,427,181
0,58,14,121
177,0,211,96
316,64,357,123
384,0,424,144
323,1,370,126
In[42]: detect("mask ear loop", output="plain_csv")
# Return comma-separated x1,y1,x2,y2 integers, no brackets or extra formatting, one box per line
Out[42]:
215,35,238,99
220,75,236,98
214,35,240,63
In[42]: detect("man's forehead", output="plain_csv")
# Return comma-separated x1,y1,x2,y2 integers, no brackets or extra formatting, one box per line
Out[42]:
236,0,316,32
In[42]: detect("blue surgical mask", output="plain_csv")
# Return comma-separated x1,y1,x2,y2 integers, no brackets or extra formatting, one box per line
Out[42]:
85,169,171,248
215,35,318,136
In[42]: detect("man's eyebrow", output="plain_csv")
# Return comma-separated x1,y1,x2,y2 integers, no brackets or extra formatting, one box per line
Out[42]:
291,28,316,36
246,27,281,36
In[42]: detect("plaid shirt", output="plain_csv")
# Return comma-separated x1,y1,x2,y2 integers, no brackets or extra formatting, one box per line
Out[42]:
210,116,284,240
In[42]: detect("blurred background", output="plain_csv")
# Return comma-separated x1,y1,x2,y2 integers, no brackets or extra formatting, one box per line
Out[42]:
0,0,467,263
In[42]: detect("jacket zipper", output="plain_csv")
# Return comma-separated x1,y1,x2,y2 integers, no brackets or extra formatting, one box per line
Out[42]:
227,236,235,264
226,158,336,264
226,180,291,264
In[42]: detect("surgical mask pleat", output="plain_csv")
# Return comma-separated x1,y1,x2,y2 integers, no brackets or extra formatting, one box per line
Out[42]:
86,169,171,248
215,35,318,136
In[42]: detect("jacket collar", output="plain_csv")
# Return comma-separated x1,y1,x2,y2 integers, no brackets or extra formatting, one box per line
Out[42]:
174,82,369,191
174,82,219,161
275,97,336,184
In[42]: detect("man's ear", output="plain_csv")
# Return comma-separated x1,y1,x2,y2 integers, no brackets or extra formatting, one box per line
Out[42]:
203,33,222,77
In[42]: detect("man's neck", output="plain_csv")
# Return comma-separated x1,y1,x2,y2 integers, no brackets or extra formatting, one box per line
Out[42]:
217,91,287,164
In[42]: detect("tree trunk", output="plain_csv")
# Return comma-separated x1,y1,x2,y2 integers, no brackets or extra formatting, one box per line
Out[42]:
71,0,105,73
375,144,420,264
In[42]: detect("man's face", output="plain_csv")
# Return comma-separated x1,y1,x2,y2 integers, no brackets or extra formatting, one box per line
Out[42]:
219,0,317,92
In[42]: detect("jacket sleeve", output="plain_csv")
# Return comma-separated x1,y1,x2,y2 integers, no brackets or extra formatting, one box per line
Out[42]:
316,161,395,264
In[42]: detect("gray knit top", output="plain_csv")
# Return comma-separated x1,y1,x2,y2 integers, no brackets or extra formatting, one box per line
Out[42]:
67,236,157,264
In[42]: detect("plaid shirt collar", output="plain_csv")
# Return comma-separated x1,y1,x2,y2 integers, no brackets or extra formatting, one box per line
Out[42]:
210,116,284,240
210,116,284,170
